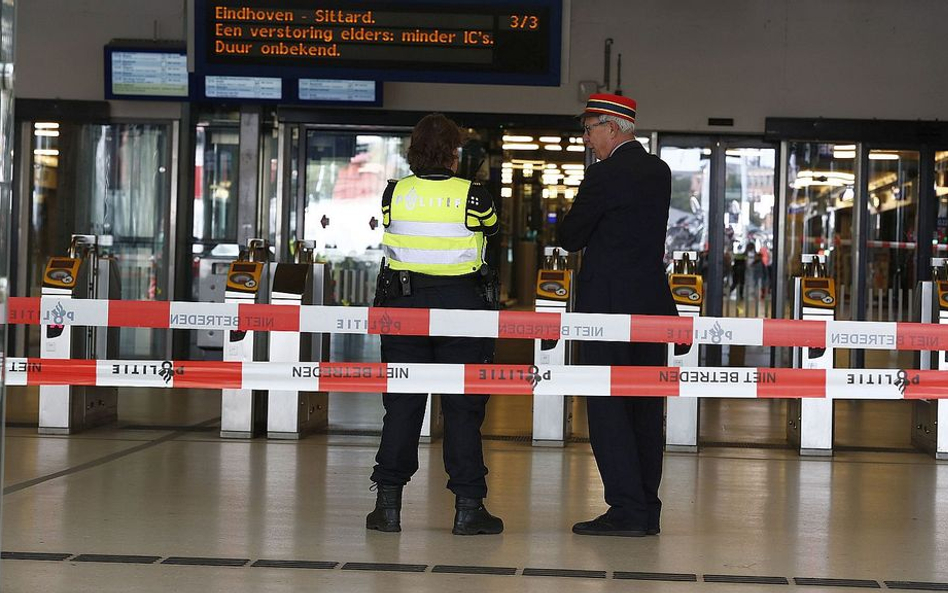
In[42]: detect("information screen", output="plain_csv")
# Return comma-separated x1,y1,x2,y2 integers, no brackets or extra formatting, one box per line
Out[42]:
299,78,377,102
194,0,562,86
105,46,189,99
204,75,283,99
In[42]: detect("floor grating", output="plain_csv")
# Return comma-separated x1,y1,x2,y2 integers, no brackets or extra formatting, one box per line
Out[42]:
72,554,161,564
1,550,936,587
1,551,72,561
161,556,250,567
614,571,698,582
885,583,948,592
794,577,881,588
252,560,338,570
431,565,517,576
341,562,427,573
522,568,607,579
704,574,790,585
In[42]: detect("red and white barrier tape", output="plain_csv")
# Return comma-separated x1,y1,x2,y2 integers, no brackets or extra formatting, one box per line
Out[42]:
6,358,948,400
5,296,948,351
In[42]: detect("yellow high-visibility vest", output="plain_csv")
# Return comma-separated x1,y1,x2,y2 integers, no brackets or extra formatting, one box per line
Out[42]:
382,175,486,276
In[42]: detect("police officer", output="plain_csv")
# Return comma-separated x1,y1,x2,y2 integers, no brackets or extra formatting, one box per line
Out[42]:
366,113,503,536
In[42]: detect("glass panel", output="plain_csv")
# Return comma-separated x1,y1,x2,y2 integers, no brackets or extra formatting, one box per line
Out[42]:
500,129,586,304
193,124,240,244
259,125,280,249
866,149,919,371
659,145,710,274
0,0,14,545
303,132,411,305
783,142,856,320
89,124,172,358
866,149,919,320
724,147,776,320
27,122,172,359
936,151,948,256
304,131,411,431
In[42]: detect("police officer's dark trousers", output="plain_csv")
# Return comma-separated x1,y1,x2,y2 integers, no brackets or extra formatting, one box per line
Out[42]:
371,275,494,499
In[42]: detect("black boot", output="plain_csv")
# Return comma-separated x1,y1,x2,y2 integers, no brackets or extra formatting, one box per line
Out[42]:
452,497,503,536
366,484,402,533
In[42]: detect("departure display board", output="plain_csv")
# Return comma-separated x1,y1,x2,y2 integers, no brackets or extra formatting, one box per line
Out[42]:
105,44,189,100
194,0,562,86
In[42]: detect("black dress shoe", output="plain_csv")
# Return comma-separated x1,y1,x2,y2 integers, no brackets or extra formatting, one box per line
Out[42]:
366,484,402,533
452,497,504,535
572,514,647,537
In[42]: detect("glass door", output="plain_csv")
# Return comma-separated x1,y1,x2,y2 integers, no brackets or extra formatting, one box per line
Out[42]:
25,121,174,359
660,137,780,446
779,142,923,451
659,142,711,278
301,129,411,430
723,145,776,323
0,0,15,545
781,142,857,322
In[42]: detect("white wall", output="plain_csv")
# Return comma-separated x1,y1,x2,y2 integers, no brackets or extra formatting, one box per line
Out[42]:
16,0,948,132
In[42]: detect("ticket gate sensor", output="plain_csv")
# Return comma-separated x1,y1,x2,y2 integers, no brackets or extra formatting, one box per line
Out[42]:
788,254,836,456
532,246,573,447
39,234,120,434
665,251,704,452
221,238,271,439
913,258,948,459
267,241,332,439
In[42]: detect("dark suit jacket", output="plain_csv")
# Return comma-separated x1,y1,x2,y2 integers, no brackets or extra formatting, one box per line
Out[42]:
558,141,677,365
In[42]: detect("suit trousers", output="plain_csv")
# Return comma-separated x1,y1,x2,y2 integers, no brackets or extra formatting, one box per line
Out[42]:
370,278,494,499
581,340,665,528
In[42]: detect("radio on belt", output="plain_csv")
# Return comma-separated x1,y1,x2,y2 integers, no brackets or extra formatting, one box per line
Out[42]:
665,251,703,453
913,257,948,459
532,246,574,447
788,253,836,456
39,234,120,434
221,238,271,438
266,240,331,439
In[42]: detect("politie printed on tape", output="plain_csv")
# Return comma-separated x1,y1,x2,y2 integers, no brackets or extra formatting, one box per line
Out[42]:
10,298,948,352
7,358,948,400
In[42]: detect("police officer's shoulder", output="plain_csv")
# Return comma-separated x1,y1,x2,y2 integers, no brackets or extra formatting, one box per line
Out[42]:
467,182,493,211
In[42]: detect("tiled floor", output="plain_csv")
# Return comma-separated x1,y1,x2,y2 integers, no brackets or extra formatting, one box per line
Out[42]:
3,413,948,592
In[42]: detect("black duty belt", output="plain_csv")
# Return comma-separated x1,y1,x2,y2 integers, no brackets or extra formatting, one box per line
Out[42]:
398,270,480,289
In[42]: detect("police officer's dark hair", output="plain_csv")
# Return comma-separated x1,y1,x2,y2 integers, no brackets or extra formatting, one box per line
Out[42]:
407,113,462,173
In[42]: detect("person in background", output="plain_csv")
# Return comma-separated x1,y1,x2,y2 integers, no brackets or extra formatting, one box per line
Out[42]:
366,113,503,536
558,93,677,537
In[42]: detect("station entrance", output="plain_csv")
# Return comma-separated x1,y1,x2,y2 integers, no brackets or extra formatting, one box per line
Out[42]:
8,104,948,455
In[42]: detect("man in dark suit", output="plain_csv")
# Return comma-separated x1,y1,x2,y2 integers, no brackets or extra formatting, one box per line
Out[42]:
558,93,676,537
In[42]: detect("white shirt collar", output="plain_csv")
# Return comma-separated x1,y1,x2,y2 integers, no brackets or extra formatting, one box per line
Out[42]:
609,139,635,158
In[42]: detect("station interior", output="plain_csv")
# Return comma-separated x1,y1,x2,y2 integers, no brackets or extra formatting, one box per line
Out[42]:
1,1,948,592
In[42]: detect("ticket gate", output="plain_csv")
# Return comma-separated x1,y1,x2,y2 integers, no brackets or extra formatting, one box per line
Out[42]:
913,258,948,459
665,251,704,452
266,241,331,439
221,238,270,438
39,234,120,434
532,247,573,447
788,254,836,456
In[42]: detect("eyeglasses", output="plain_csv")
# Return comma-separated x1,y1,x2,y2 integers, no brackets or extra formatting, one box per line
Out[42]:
582,121,609,135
